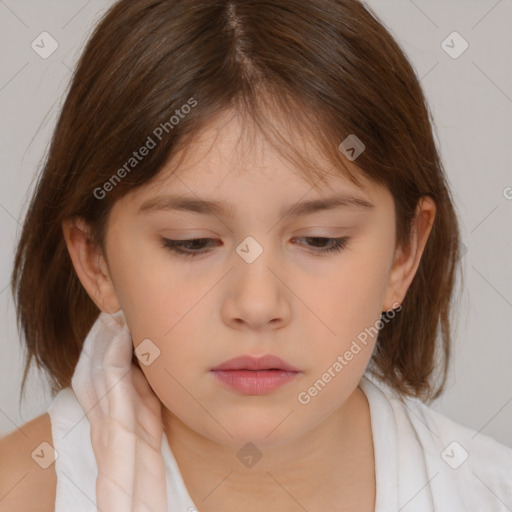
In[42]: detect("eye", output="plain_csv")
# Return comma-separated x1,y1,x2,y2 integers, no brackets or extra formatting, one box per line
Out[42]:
292,237,350,253
160,236,350,258
160,237,219,258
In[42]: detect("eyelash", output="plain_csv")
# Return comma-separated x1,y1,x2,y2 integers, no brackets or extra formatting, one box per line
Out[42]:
160,236,350,258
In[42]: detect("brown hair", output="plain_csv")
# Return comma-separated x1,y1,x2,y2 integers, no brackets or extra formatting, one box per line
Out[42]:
11,0,462,404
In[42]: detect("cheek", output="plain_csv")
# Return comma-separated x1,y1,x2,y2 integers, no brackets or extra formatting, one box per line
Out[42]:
304,247,393,357
105,245,212,391
125,311,210,421
107,233,202,335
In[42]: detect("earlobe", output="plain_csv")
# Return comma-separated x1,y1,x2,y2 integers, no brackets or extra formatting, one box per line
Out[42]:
62,217,121,314
382,196,436,311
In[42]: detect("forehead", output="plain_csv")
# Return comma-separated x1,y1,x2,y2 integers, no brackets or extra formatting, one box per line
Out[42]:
118,108,392,217
149,109,376,193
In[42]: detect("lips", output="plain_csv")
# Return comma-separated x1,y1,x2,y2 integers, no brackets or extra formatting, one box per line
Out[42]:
211,354,300,372
210,354,301,395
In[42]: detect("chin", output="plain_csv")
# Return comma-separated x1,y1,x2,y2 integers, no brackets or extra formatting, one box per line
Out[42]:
194,413,307,451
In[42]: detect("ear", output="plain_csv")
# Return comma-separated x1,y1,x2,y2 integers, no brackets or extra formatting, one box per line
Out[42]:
62,217,121,314
382,196,436,311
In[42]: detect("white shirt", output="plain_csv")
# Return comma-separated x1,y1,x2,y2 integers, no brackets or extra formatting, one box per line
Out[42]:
47,371,512,511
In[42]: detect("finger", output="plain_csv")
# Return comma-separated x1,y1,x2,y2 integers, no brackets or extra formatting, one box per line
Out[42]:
72,312,121,410
72,314,108,424
99,328,137,433
93,319,137,512
95,418,136,512
131,366,164,442
91,314,132,418
132,428,168,512
130,367,168,512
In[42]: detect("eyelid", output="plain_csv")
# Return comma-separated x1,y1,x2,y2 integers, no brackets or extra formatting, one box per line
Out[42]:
159,235,350,258
293,225,352,235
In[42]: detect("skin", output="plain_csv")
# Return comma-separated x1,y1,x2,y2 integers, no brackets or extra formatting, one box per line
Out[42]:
63,108,435,511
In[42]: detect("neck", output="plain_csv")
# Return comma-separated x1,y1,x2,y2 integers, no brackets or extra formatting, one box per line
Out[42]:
162,384,375,512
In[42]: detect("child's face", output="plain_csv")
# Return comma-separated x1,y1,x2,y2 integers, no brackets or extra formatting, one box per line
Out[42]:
100,110,406,447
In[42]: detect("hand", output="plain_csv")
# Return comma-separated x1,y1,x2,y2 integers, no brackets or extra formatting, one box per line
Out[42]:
71,311,168,512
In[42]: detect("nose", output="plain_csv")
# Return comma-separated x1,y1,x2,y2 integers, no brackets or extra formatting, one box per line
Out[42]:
221,244,291,332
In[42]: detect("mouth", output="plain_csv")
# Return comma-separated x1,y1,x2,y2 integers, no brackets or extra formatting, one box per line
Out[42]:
211,354,300,372
210,354,301,395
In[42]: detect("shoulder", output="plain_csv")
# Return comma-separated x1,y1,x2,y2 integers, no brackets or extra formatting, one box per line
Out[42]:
362,373,512,508
402,394,512,508
410,397,512,464
0,413,56,512
416,398,512,465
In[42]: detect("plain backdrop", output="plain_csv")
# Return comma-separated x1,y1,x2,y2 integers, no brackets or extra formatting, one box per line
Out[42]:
0,0,511,448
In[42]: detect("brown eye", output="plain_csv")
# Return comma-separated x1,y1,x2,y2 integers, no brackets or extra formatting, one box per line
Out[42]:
160,238,220,257
292,237,350,254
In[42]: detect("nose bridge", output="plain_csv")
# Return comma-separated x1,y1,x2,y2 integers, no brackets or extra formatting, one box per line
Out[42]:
234,233,280,297
222,233,290,329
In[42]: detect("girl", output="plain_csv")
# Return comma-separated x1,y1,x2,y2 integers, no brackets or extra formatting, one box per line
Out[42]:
2,0,511,511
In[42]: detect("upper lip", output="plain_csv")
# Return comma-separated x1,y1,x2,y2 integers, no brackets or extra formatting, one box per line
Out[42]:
211,354,300,372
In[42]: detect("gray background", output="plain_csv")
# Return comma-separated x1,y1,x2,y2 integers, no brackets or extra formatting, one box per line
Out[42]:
1,0,511,447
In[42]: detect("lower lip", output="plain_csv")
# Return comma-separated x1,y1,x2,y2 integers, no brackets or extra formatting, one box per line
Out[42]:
211,369,300,395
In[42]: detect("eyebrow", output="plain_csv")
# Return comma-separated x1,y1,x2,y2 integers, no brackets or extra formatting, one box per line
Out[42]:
137,193,375,218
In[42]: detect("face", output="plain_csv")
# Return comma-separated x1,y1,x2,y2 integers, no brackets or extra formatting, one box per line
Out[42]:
97,110,401,448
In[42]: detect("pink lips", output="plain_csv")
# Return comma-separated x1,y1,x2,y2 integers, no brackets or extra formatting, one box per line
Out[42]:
210,354,301,395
